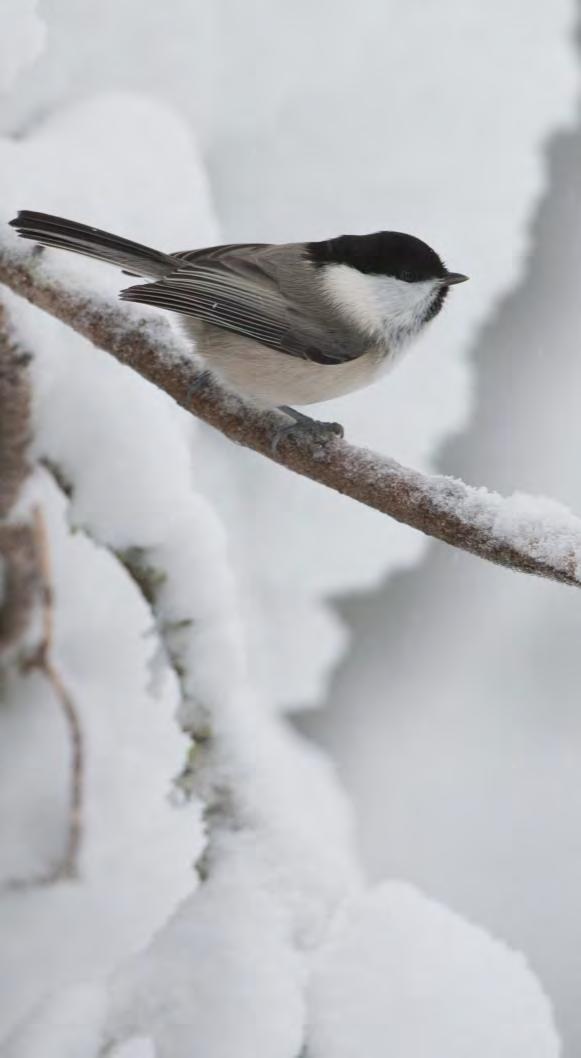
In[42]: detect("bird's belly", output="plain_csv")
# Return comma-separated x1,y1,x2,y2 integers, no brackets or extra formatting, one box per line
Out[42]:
186,322,387,407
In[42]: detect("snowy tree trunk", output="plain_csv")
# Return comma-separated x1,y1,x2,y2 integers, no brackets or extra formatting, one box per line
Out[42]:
0,302,37,654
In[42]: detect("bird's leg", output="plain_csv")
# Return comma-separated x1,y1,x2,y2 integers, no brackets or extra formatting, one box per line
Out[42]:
280,405,345,438
272,405,344,454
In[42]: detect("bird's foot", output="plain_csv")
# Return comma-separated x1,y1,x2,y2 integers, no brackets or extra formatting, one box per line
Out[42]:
272,406,344,455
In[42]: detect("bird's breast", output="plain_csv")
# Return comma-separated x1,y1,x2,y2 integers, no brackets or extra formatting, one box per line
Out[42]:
185,319,393,407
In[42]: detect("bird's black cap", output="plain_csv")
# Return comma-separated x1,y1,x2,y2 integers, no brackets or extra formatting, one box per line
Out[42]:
307,231,448,282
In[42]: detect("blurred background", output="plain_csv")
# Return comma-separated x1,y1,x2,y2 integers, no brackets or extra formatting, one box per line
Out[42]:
303,79,581,1048
1,0,581,1053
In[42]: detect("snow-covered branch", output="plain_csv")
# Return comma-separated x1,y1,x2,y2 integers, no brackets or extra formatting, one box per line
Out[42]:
1,241,581,590
0,300,37,651
0,303,84,885
0,303,31,517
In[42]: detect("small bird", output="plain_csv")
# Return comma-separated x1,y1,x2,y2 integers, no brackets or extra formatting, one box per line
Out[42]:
9,211,468,443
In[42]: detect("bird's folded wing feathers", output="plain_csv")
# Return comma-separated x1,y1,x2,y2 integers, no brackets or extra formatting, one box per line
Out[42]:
120,250,359,365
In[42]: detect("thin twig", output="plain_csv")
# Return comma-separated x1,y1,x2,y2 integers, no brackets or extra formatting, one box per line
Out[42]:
1,241,581,587
28,505,84,880
2,508,84,889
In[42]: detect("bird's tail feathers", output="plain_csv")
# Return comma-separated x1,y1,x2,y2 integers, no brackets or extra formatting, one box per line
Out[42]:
9,210,175,278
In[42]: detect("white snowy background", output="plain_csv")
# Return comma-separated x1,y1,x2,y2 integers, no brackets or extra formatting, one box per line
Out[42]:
0,0,579,1055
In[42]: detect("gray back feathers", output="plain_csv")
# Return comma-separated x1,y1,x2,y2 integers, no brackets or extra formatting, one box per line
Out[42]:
122,243,366,365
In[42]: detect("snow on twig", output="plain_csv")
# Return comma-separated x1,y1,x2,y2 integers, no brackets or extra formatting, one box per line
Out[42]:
22,505,85,882
0,303,84,886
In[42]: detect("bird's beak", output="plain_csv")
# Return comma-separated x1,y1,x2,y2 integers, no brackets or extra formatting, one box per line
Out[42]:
442,272,469,285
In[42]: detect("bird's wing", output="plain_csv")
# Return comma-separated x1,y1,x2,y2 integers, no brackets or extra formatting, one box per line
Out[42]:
172,243,270,263
120,245,360,365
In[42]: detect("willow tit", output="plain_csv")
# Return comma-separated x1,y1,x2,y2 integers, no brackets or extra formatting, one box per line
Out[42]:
9,211,468,441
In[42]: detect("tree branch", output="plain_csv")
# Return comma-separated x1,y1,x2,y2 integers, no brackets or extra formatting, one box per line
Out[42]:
0,299,38,651
1,240,580,588
0,299,84,885
0,522,39,650
0,301,32,517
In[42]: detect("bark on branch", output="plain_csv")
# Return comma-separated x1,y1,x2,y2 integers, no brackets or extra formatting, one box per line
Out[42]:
0,298,37,651
0,303,31,517
1,241,580,588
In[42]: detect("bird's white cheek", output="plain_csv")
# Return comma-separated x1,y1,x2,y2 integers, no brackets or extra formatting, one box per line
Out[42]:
321,264,385,334
321,264,436,340
371,275,436,329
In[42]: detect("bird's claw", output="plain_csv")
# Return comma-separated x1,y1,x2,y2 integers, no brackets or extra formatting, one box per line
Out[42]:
271,417,344,456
